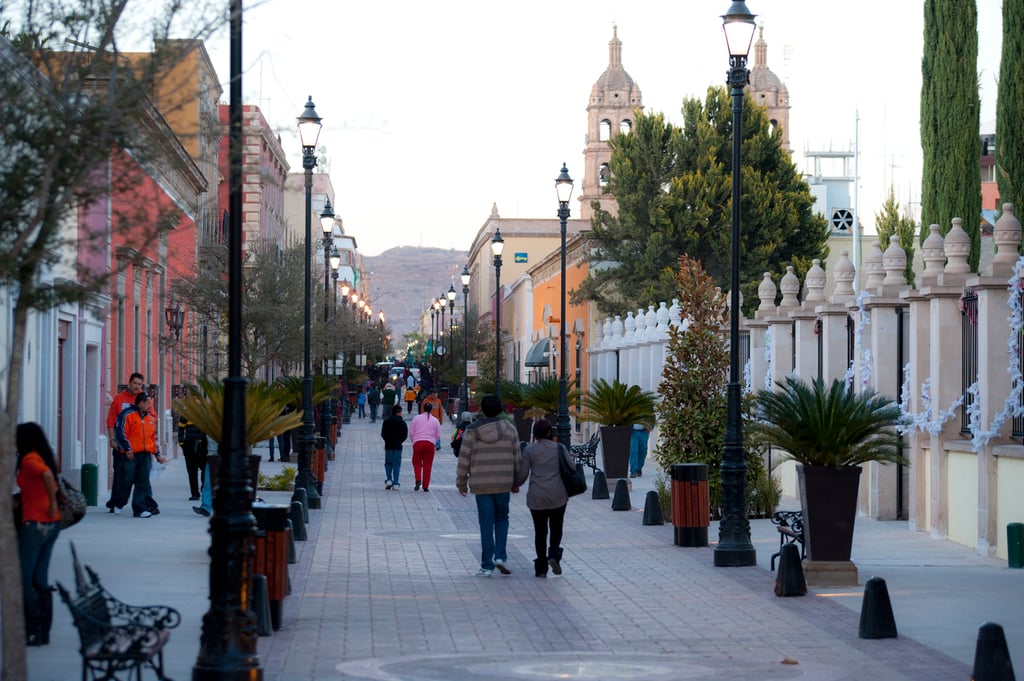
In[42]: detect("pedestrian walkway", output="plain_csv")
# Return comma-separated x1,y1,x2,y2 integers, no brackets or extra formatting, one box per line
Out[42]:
14,413,1024,680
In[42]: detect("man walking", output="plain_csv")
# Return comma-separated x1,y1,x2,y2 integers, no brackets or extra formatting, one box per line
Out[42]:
367,383,381,423
408,401,441,492
456,394,521,576
380,405,408,490
177,416,209,501
104,373,145,512
114,393,166,517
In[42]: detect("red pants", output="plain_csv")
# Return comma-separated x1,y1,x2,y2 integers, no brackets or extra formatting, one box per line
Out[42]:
412,440,436,489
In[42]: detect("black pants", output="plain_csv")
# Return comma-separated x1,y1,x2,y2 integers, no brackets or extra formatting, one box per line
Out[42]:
530,505,566,560
181,438,208,497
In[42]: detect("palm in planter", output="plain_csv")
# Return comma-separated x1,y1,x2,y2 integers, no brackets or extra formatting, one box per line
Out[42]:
749,375,905,583
580,379,656,478
522,376,581,421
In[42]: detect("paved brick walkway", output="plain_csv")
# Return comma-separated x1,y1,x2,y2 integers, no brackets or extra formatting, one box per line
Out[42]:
16,413,1024,680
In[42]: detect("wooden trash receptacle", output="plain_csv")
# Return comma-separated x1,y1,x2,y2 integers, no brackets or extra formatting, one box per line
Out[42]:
252,503,290,631
671,463,709,547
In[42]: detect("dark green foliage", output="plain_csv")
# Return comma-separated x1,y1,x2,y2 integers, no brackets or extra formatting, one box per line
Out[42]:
996,0,1023,214
920,0,981,269
874,187,918,286
575,89,829,316
521,376,580,420
579,379,656,429
749,376,907,468
654,257,778,518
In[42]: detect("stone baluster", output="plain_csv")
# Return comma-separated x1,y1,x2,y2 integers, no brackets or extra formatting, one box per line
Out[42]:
756,272,777,319
989,203,1022,277
941,217,971,280
832,251,856,303
864,240,885,292
920,224,946,285
803,259,827,307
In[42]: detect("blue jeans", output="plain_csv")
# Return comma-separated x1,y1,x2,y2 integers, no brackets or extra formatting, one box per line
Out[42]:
121,452,154,515
475,493,510,570
384,449,402,486
358,403,366,418
629,429,650,474
199,462,213,513
18,520,60,641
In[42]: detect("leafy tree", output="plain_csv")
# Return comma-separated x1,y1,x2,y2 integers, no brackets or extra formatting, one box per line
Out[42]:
996,0,1023,214
575,90,829,316
0,3,221,677
874,186,918,286
655,256,778,518
920,0,981,269
176,240,305,379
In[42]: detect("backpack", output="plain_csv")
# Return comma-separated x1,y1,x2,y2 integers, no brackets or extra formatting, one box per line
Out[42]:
451,425,467,456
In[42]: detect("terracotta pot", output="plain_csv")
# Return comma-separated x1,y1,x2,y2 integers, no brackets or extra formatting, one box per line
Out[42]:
797,465,862,562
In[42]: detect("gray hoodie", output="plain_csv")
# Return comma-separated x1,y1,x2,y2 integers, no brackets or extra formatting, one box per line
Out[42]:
455,416,520,495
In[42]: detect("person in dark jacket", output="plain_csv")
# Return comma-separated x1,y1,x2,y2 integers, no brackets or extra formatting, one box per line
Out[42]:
177,416,208,501
516,419,573,577
380,405,408,490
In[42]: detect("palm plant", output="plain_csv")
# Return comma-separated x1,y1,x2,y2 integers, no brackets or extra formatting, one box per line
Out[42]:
521,376,580,420
274,374,336,412
172,377,302,445
579,379,656,428
749,376,906,467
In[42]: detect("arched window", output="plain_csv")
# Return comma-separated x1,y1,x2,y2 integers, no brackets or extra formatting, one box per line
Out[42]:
619,119,632,134
599,163,610,186
599,119,611,142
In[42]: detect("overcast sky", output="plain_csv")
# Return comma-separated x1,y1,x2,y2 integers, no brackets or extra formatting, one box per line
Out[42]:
205,0,1002,257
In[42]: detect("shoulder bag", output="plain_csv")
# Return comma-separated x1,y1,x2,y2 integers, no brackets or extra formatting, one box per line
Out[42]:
557,444,587,497
56,475,87,529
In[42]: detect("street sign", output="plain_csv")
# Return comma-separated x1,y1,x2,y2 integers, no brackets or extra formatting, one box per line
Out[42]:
466,360,478,377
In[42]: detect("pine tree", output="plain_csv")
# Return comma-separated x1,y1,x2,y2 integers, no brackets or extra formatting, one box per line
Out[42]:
996,0,1023,213
920,0,981,269
874,187,918,286
576,88,829,316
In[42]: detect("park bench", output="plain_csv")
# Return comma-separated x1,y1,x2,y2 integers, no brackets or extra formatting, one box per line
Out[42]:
769,510,806,571
570,431,601,473
57,543,180,681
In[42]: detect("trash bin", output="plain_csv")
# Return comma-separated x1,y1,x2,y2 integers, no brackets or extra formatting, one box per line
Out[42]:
80,463,98,507
1008,523,1024,569
671,463,709,547
252,503,290,630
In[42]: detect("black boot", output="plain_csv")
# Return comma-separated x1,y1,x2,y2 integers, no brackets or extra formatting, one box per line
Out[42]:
534,558,548,578
39,586,53,645
548,547,563,575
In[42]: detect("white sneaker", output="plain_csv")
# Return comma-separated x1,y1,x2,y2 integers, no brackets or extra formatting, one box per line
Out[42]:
138,511,152,518
475,568,493,577
494,559,511,575
113,506,123,515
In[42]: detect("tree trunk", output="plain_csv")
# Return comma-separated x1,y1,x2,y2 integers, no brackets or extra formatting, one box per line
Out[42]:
2,301,30,680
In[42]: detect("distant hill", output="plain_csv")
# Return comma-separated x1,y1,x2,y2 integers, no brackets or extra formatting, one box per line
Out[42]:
364,246,468,349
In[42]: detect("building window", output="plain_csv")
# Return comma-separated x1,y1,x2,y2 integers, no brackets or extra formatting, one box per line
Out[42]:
599,119,611,142
619,119,632,134
599,163,610,187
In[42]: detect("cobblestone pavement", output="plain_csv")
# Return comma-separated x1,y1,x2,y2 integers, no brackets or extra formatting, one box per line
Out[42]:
16,413,1024,680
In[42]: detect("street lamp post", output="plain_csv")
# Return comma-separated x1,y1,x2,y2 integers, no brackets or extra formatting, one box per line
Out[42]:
460,265,471,413
554,164,574,448
430,304,437,356
714,0,757,568
296,95,322,511
193,2,261,676
320,200,335,377
338,279,351,424
491,229,504,398
438,295,447,359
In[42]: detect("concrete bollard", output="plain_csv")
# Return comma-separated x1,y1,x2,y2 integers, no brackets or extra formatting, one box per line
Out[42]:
858,577,897,638
292,487,310,523
252,574,272,636
642,491,664,525
591,470,610,500
774,543,807,597
286,519,297,564
611,478,632,511
972,622,1016,681
289,501,307,541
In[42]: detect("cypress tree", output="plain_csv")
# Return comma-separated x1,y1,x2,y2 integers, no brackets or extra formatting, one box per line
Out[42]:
996,0,1023,213
920,0,981,270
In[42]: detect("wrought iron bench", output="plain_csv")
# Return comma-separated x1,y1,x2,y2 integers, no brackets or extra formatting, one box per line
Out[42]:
570,431,601,473
769,510,806,571
57,544,180,681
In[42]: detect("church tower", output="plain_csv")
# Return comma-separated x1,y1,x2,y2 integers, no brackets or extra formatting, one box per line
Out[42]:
580,26,642,221
747,25,791,153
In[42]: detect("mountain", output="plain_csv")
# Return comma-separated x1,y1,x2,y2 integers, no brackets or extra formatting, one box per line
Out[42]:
363,246,468,349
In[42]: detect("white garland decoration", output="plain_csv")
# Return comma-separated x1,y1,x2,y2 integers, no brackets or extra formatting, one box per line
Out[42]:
843,289,873,390
763,326,773,391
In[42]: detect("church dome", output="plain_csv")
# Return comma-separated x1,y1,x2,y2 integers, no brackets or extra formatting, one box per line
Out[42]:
589,26,641,108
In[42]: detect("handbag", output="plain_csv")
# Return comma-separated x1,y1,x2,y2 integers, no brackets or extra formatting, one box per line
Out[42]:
56,475,87,529
557,444,587,497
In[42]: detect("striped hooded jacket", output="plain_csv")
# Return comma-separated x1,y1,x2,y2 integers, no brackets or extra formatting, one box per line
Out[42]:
456,416,520,495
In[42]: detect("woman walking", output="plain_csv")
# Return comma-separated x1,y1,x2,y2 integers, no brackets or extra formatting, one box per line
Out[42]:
15,422,62,645
516,419,572,577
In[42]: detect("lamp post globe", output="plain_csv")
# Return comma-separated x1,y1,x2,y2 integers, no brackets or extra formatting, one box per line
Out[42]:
714,0,757,568
554,164,574,448
491,229,505,397
460,265,471,413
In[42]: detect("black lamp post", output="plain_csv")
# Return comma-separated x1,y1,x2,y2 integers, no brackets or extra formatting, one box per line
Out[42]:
438,294,447,359
320,200,335,379
714,0,757,568
193,1,261,676
491,229,504,397
447,284,456,374
430,303,437,356
296,95,322,511
460,265,471,413
338,278,351,424
554,164,574,447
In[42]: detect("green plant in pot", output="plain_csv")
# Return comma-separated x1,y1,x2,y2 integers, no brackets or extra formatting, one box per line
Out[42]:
522,376,580,422
579,379,656,479
749,375,905,583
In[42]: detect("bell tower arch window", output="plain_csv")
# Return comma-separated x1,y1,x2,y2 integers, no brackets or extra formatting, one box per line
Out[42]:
599,119,612,142
619,119,632,135
599,163,610,186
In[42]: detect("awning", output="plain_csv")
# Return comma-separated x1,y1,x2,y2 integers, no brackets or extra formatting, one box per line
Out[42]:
524,338,552,367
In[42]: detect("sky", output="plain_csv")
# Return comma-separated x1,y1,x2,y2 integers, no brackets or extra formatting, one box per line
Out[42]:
204,0,1003,258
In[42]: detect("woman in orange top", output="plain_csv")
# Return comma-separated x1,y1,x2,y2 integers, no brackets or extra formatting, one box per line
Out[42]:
16,422,61,646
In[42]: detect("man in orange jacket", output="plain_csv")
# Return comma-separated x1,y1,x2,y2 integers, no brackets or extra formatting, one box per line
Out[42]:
113,393,166,518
